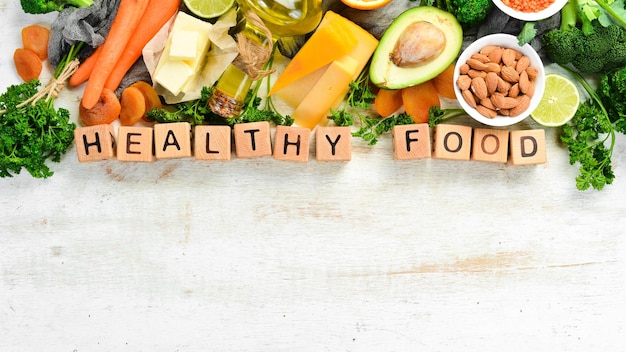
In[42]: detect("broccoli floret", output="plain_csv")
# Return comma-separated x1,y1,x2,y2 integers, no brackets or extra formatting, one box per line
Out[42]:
572,54,608,73
542,27,585,65
20,0,94,15
435,0,493,29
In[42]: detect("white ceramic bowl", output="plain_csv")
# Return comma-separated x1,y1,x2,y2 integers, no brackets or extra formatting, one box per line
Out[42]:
492,0,568,21
453,33,545,127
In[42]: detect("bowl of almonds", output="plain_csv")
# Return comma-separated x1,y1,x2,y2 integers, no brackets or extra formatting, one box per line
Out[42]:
454,33,545,127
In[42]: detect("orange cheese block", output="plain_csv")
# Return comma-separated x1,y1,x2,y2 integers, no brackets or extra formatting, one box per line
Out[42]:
292,56,359,130
267,17,358,96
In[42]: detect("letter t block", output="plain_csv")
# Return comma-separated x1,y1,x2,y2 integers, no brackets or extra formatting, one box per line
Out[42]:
233,121,272,158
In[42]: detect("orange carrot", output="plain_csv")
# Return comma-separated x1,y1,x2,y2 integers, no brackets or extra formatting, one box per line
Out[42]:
374,88,404,117
104,0,181,91
81,0,149,110
69,46,102,87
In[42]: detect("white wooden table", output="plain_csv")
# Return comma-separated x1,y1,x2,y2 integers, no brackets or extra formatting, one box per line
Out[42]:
3,1,626,351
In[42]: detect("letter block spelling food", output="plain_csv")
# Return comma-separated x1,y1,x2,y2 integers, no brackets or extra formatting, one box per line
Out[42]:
392,123,431,160
74,124,116,162
233,121,272,158
315,126,352,161
274,125,311,162
117,126,155,162
432,124,473,160
471,128,509,163
154,122,192,159
509,129,547,165
194,125,232,161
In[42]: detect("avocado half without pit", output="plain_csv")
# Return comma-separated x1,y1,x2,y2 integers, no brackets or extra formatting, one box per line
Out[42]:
369,6,463,90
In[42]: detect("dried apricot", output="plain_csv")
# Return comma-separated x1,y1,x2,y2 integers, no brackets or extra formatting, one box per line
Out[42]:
79,88,121,126
21,25,50,60
14,48,42,82
119,86,146,126
130,81,162,121
401,80,440,123
374,88,404,117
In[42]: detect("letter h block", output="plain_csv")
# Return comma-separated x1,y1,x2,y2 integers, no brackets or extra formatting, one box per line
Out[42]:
432,124,473,161
274,125,310,162
392,123,431,160
509,129,547,165
74,124,116,162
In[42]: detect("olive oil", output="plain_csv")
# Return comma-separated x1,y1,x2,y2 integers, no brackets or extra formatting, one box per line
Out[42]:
237,0,323,37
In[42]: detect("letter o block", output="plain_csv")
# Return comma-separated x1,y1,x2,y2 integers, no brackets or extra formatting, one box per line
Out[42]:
471,128,509,163
433,124,472,161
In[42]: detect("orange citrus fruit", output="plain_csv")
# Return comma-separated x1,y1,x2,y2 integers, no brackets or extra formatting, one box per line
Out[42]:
340,0,393,10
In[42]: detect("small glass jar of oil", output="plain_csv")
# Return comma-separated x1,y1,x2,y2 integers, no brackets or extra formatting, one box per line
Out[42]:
237,0,323,38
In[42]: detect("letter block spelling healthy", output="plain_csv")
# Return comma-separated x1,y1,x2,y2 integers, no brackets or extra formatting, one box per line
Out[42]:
273,125,311,162
154,122,192,159
194,125,232,161
233,121,273,159
117,126,155,162
315,126,352,161
74,124,116,162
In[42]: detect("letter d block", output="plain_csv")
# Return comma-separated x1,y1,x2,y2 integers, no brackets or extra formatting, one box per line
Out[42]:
392,123,431,160
274,125,310,162
194,125,232,161
154,122,192,159
315,126,351,162
117,126,155,162
509,129,547,165
74,124,116,162
233,121,272,158
471,128,509,163
433,124,472,160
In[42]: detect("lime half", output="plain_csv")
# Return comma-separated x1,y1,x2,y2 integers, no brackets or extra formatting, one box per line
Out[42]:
184,0,235,19
530,74,580,127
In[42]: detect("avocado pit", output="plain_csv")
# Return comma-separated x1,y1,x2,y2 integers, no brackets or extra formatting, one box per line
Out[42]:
390,21,446,68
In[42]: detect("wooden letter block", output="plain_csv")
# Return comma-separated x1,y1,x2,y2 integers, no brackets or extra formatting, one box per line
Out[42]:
509,129,547,165
233,121,272,158
471,128,509,163
74,124,115,162
154,122,192,159
315,126,351,162
117,126,155,162
194,125,232,161
432,124,472,160
273,125,310,162
392,123,431,160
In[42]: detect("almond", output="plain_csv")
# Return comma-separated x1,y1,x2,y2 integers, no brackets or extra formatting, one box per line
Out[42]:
501,66,520,83
510,95,530,116
480,45,499,56
468,69,487,79
461,89,477,108
525,80,535,97
476,104,498,118
459,63,470,75
484,62,501,73
470,76,488,100
516,56,530,74
496,77,511,94
487,47,503,64
490,92,519,109
456,74,472,90
508,83,520,98
525,66,539,80
518,70,530,94
480,97,497,110
502,48,517,66
471,53,490,63
485,72,499,95
467,58,488,71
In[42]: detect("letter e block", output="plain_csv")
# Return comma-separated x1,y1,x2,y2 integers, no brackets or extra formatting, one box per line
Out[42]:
433,124,472,160
315,126,351,162
233,121,272,158
117,126,155,162
509,129,546,165
274,125,310,162
154,122,192,159
74,124,115,162
194,125,231,161
471,128,509,163
392,123,431,160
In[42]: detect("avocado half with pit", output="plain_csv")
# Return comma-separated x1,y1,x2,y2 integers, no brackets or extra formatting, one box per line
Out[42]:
369,6,463,90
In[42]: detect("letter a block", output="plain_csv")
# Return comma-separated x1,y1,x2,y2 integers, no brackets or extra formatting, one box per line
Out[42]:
117,126,155,162
273,125,310,162
233,121,272,158
471,128,509,163
509,129,546,165
154,122,192,159
74,124,116,162
392,123,431,160
315,126,351,162
433,124,472,160
194,125,232,161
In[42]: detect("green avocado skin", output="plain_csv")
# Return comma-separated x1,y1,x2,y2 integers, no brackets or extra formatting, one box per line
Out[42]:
369,6,463,90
